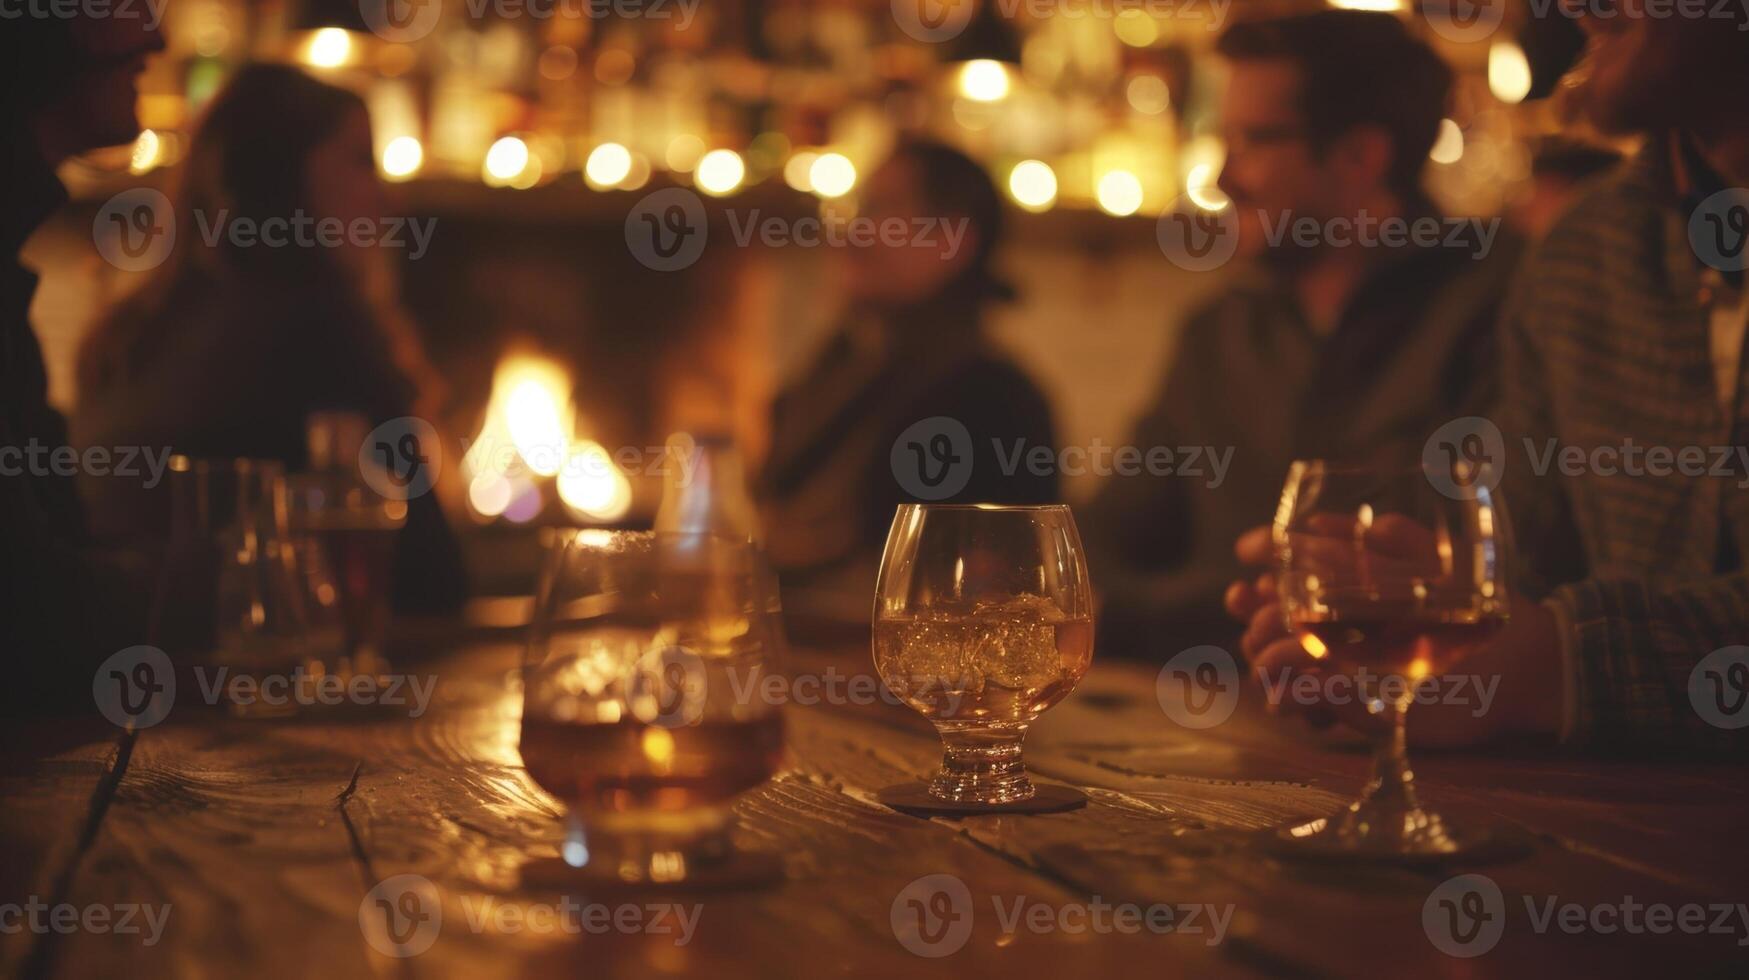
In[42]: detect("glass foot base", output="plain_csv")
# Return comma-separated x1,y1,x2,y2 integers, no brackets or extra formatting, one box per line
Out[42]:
520,810,784,891
877,781,1087,816
1266,802,1535,865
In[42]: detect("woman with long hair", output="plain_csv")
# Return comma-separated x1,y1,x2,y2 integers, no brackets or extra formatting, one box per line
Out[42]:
74,63,464,611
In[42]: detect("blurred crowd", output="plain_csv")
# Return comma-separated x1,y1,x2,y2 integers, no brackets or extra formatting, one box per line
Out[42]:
3,9,1747,755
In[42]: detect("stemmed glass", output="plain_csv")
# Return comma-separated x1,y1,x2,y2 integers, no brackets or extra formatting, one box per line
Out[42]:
872,504,1094,812
519,530,786,886
1271,460,1513,859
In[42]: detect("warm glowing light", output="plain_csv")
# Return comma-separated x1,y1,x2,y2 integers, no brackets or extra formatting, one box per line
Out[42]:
957,59,1010,103
622,153,652,191
585,142,633,188
695,149,745,196
1113,9,1158,47
1430,119,1464,165
484,136,531,185
665,134,706,172
1095,170,1144,217
783,151,819,192
129,129,162,174
468,472,514,518
808,153,856,198
556,442,633,522
1185,163,1230,211
305,28,352,69
381,136,423,180
1299,632,1329,660
1327,0,1403,10
1007,160,1057,212
1127,75,1170,115
641,726,676,773
1488,40,1534,105
506,378,570,477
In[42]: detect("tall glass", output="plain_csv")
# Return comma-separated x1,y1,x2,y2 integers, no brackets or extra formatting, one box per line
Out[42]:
1272,461,1512,858
873,504,1094,807
519,531,785,885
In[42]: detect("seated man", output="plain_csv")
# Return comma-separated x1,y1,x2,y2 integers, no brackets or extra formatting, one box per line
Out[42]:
1230,17,1749,753
1088,11,1519,657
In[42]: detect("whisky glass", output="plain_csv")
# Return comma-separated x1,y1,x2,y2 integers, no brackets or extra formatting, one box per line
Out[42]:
1272,461,1512,859
520,530,785,885
873,504,1094,808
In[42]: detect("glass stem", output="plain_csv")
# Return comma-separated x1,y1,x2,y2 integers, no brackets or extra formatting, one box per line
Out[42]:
1362,696,1419,813
930,727,1033,803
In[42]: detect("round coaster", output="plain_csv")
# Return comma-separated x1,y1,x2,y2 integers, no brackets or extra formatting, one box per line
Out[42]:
519,851,784,893
876,781,1088,817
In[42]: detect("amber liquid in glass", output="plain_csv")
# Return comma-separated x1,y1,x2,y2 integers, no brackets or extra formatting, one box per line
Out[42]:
873,599,1094,725
1292,597,1503,678
519,715,784,814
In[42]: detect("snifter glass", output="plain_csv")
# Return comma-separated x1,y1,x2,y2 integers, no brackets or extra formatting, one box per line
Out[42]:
520,530,785,886
873,504,1094,809
1271,460,1515,860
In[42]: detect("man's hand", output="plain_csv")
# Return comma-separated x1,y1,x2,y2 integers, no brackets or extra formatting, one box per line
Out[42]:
1222,524,1565,747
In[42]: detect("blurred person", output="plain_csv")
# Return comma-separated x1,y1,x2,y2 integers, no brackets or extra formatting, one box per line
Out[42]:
74,64,465,613
1228,18,1749,753
1,13,163,706
1086,12,1520,657
1509,136,1623,240
757,140,1057,619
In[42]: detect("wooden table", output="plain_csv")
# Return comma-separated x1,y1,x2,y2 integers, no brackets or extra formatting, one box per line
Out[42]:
4,630,1747,979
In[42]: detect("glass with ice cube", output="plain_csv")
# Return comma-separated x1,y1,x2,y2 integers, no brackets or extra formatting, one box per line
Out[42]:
873,504,1094,806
